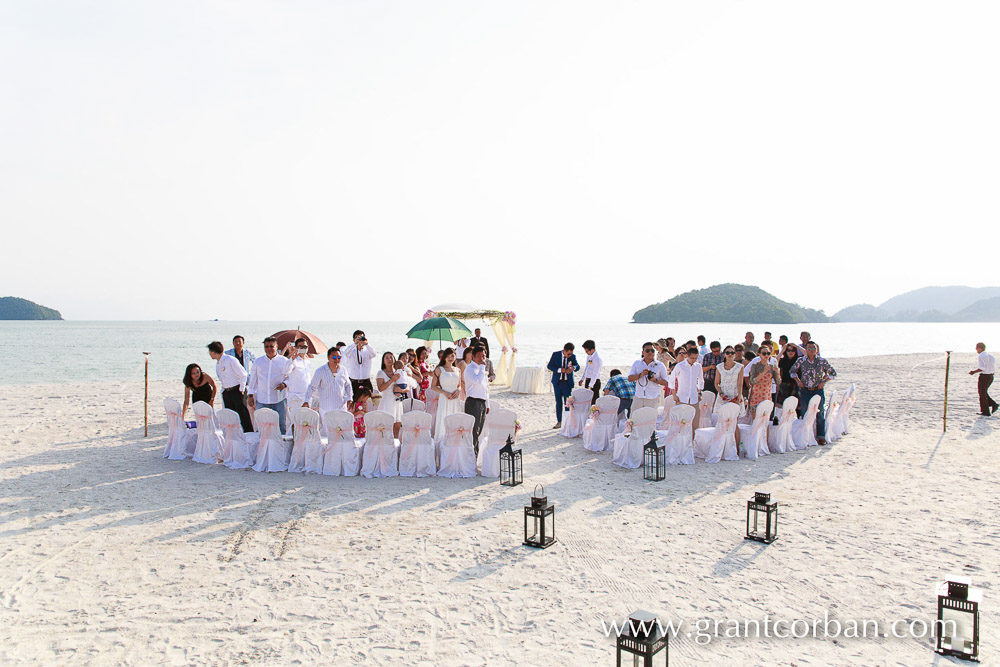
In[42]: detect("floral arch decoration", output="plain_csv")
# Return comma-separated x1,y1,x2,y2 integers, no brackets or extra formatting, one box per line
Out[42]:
422,309,517,385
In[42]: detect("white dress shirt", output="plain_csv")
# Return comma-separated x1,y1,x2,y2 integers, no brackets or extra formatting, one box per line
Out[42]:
629,359,669,399
464,361,490,400
978,351,996,374
285,356,312,397
247,354,291,404
670,359,704,404
583,352,603,381
215,353,248,391
304,364,354,413
342,344,377,381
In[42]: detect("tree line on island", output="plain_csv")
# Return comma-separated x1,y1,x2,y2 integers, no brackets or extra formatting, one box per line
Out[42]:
0,297,63,320
632,284,1000,324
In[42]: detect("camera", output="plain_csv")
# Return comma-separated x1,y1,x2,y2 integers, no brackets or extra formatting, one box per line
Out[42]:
360,336,367,342
646,370,655,379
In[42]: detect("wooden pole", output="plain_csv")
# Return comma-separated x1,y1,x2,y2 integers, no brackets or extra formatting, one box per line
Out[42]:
144,352,150,437
943,350,951,433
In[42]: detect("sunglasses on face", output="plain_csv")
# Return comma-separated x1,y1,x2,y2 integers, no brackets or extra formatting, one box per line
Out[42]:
330,356,342,360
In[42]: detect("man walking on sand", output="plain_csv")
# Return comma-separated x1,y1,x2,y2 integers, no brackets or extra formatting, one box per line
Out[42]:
969,342,998,416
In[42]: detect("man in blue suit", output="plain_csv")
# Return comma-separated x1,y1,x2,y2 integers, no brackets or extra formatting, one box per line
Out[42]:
547,342,579,429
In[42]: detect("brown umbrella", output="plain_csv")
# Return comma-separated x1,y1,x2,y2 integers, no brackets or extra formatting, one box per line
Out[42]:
270,328,328,357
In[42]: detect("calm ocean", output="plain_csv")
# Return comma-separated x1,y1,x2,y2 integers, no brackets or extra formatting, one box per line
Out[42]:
2,320,998,386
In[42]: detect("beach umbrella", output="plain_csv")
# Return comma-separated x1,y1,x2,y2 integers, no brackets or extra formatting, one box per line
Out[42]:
270,328,328,357
405,317,472,349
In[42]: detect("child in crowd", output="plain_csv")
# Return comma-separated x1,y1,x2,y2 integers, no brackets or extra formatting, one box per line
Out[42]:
350,387,372,438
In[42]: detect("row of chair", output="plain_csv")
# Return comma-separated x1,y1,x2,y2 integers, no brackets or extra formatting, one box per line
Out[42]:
161,398,519,478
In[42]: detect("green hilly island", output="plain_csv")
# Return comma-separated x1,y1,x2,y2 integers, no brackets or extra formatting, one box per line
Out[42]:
0,297,63,320
632,284,827,324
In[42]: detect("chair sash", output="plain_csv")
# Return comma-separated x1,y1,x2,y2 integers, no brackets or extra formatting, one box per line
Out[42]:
742,413,769,460
768,402,797,454
701,415,737,463
164,406,194,460
192,412,221,464
443,425,471,449
698,402,714,428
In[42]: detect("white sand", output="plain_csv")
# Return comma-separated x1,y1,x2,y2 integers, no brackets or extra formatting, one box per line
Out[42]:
1,353,997,665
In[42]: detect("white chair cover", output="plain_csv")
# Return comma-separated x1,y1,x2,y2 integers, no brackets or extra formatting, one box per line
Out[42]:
768,396,798,454
791,394,821,449
559,388,593,438
287,408,324,474
657,394,678,425
191,401,223,465
437,413,478,478
657,404,696,465
737,400,773,460
479,408,516,477
823,393,842,443
694,402,740,463
164,397,196,460
322,410,363,476
287,407,315,473
698,391,716,428
583,395,619,452
217,408,257,469
829,385,854,438
360,410,399,478
252,408,290,472
840,384,857,435
399,411,436,477
402,398,426,414
612,406,657,469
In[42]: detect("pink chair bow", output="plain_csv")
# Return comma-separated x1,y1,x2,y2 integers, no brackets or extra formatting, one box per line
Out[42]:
195,414,212,430
718,417,736,432
222,423,242,438
750,414,769,438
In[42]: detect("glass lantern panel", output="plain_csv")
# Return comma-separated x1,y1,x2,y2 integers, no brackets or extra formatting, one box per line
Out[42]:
940,607,976,653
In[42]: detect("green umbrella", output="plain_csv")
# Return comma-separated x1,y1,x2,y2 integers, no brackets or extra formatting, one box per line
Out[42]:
406,317,473,349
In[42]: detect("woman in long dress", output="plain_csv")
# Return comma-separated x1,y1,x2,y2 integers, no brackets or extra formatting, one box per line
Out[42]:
714,346,745,444
457,347,474,402
375,352,405,437
431,348,462,436
747,347,780,419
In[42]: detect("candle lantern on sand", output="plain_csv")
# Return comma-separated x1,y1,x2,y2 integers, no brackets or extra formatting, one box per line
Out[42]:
745,492,778,544
523,485,556,549
499,436,522,487
643,432,665,482
615,609,668,666
935,576,981,662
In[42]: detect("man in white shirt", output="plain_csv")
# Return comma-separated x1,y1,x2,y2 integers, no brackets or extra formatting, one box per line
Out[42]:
670,346,704,437
208,340,252,432
285,339,313,408
342,329,377,403
247,336,292,434
628,342,670,412
225,335,255,392
303,347,353,416
969,342,998,416
578,339,603,403
463,345,490,454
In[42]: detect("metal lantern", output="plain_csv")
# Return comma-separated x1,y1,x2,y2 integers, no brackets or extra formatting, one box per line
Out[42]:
499,435,523,487
523,484,556,549
745,491,778,544
935,576,981,662
615,609,668,667
643,432,665,482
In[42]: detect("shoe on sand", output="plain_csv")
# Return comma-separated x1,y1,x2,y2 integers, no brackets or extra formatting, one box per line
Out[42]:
552,422,561,429
817,437,827,445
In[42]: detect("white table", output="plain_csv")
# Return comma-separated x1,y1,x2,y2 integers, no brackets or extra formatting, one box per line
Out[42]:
511,367,549,394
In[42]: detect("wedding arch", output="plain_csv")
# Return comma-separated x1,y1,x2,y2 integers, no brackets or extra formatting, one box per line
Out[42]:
422,306,517,385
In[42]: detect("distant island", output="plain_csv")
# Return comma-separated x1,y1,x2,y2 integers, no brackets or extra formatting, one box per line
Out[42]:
0,297,63,320
833,286,1000,322
632,284,828,324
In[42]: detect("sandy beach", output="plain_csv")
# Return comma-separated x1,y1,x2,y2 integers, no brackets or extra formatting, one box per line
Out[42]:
1,352,996,665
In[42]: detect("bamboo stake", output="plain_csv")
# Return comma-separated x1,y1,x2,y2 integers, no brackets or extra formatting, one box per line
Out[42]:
943,350,951,433
144,352,150,437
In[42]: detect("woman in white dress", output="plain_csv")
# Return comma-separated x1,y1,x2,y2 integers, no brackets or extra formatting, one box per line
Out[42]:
375,352,406,438
431,347,462,436
714,345,745,444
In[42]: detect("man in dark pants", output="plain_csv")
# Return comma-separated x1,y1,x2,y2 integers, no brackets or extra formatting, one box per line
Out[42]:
208,341,253,432
579,339,602,403
546,342,579,429
463,346,490,454
969,342,998,416
470,328,491,358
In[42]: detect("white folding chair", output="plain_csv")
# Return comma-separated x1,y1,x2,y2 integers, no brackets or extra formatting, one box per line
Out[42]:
191,401,223,465
658,394,677,425
737,400,773,460
559,387,594,438
402,398,426,414
583,395,619,453
698,391,716,428
399,411,436,477
823,393,841,443
437,413,478,478
252,408,290,472
217,408,257,469
287,407,315,473
840,385,857,435
288,408,324,474
360,410,399,478
657,404,696,465
791,394,821,449
480,408,516,477
612,406,657,469
830,385,855,438
694,402,740,463
164,397,196,461
768,396,798,454
322,410,363,476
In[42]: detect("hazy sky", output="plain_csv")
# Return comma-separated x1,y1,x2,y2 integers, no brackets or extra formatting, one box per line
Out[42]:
2,1,997,322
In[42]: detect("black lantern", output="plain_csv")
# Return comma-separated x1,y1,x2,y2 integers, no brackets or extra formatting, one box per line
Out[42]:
745,491,778,543
523,484,556,549
615,609,668,667
935,576,981,662
643,432,665,482
499,435,523,487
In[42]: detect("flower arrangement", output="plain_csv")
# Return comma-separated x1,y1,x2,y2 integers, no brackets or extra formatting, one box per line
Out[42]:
514,419,522,431
422,309,438,320
511,347,518,354
502,311,517,328
590,405,600,414
625,419,634,434
501,346,508,353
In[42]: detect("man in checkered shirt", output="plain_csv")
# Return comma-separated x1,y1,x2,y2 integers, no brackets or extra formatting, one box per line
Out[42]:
602,369,636,419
